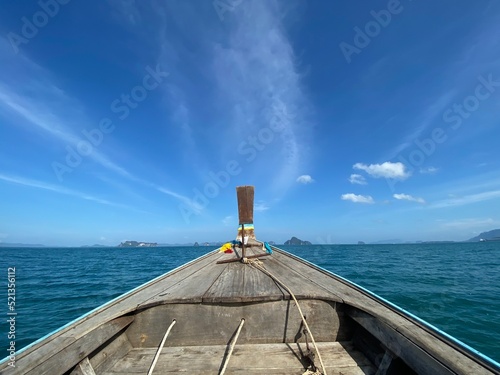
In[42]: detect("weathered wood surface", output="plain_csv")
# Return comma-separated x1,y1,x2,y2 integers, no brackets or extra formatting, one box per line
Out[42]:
102,341,376,375
349,308,455,375
256,251,343,302
140,240,343,307
126,299,342,347
69,357,96,375
236,185,254,225
89,331,133,374
24,316,134,375
202,261,283,303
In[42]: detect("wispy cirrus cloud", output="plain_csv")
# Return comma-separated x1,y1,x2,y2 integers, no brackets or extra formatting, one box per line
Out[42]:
0,173,135,210
210,1,310,192
255,201,270,212
0,40,134,180
110,2,311,198
154,184,204,214
430,190,500,209
393,193,426,204
385,12,500,160
0,84,134,180
387,91,456,158
437,217,499,230
341,193,374,204
0,38,195,211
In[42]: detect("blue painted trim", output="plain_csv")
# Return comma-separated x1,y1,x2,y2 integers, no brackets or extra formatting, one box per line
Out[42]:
0,250,218,365
276,247,500,369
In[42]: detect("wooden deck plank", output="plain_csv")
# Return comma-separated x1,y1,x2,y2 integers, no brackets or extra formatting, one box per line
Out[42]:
25,316,134,375
203,261,284,303
102,342,376,374
349,308,454,375
69,357,96,375
136,250,227,306
269,250,399,322
90,331,133,374
257,254,343,302
396,318,496,375
138,261,229,306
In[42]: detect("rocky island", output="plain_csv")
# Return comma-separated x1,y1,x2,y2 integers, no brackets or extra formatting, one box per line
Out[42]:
118,241,157,247
467,229,500,242
284,236,312,245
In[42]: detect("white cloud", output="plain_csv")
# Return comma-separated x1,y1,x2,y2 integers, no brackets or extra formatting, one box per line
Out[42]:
341,193,374,204
349,174,367,185
297,175,314,184
393,193,426,204
255,201,270,211
353,162,411,180
420,166,439,174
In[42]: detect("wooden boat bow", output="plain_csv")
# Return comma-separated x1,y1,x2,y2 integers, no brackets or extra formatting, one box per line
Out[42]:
1,186,499,375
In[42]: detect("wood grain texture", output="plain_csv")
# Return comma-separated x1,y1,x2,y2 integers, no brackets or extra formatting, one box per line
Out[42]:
89,331,133,374
125,299,342,347
236,186,254,225
69,357,96,375
25,316,134,375
102,341,375,375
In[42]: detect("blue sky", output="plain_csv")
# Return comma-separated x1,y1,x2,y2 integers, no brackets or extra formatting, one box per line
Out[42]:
1,0,500,246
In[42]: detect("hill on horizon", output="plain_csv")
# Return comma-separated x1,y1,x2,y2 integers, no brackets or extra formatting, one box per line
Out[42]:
467,229,500,242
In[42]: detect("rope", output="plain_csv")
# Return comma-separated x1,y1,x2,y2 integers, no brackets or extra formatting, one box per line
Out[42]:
147,319,176,375
219,318,245,375
248,260,328,375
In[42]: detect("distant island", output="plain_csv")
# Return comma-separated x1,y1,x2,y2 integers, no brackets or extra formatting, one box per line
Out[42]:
369,239,403,244
0,242,44,247
468,229,500,242
284,236,312,245
118,241,157,247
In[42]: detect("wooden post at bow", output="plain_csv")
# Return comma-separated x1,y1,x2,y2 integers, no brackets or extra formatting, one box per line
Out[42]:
217,186,270,264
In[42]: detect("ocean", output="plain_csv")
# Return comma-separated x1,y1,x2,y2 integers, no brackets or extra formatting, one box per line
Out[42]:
1,242,499,363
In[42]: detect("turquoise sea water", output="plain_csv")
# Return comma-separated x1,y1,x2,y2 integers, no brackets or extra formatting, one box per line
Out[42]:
0,242,499,363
